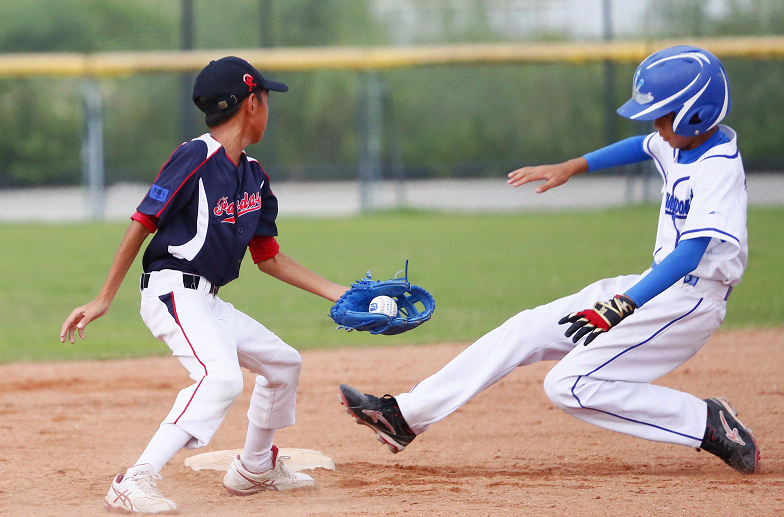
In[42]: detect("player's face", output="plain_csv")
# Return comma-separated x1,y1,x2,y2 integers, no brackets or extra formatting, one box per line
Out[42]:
653,112,699,150
249,89,270,142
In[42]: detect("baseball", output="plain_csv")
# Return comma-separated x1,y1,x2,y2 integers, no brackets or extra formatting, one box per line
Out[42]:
369,296,397,317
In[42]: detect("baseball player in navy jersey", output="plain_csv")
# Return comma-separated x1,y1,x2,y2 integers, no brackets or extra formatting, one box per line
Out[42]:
61,56,349,513
339,46,760,475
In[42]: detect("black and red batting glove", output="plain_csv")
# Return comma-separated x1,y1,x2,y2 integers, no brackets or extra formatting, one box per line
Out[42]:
559,294,637,346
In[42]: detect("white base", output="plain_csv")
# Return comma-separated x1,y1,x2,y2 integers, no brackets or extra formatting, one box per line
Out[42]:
184,448,335,473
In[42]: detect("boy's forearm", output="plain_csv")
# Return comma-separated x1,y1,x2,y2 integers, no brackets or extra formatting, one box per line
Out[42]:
256,251,347,302
98,220,151,304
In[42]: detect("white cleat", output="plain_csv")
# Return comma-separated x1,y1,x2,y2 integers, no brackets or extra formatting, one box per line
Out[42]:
223,446,315,495
103,464,177,514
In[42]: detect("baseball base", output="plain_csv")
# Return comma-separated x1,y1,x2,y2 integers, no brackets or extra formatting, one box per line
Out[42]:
184,448,336,473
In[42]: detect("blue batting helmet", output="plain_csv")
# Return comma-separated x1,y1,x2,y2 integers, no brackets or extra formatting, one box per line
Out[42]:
617,45,731,136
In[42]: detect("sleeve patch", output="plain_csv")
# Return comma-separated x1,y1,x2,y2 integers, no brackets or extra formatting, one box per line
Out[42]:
150,184,170,202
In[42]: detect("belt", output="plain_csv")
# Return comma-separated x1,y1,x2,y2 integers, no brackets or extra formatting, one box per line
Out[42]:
140,272,219,296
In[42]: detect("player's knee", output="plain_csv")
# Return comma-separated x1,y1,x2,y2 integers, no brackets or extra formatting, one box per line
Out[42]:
542,367,580,411
205,370,244,403
276,346,303,375
254,346,302,394
277,349,302,393
226,375,244,401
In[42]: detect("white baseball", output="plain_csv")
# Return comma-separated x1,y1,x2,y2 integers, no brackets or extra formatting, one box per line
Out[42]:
369,296,397,317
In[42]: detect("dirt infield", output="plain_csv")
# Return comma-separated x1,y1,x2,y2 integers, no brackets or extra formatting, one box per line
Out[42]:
2,329,782,517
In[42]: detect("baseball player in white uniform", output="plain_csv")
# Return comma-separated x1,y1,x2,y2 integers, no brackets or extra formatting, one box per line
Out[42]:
339,45,759,475
61,57,348,513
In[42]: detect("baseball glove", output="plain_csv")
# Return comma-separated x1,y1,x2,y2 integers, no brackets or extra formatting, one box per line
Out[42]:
330,260,435,335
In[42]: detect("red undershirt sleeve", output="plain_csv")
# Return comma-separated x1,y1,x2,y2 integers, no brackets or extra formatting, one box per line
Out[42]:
131,211,159,233
249,235,280,263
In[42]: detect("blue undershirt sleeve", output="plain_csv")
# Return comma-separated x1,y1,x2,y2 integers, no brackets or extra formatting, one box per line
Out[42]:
583,135,650,172
624,237,711,308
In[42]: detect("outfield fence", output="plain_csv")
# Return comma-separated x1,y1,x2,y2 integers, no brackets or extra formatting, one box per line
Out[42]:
3,37,784,77
1,37,783,218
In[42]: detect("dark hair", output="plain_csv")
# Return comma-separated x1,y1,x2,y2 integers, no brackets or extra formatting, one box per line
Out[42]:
203,100,243,127
201,87,265,128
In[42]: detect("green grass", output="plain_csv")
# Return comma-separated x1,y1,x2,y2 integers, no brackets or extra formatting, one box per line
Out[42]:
2,205,782,363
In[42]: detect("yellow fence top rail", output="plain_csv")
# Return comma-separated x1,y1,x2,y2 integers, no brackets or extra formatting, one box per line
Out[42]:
1,36,783,78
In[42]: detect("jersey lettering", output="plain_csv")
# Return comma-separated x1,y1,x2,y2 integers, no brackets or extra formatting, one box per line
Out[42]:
236,192,261,216
214,197,234,217
214,191,262,224
665,191,692,219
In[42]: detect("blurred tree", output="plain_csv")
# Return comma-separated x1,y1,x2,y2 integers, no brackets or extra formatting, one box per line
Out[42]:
714,0,784,35
201,0,388,179
0,78,83,186
0,1,179,186
649,0,784,37
193,0,387,48
642,0,784,169
0,0,177,52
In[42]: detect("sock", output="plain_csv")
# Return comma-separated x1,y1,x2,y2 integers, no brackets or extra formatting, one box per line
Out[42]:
131,423,192,475
240,422,275,473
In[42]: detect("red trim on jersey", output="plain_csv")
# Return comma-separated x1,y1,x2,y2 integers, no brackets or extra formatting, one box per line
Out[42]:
168,292,209,425
151,141,223,219
247,156,274,195
225,150,246,168
249,235,280,263
131,211,159,233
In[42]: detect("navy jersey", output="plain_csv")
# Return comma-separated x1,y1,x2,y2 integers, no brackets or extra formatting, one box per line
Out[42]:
137,134,278,286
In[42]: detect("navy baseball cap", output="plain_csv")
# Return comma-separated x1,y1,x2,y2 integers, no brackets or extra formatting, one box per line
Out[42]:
192,56,288,114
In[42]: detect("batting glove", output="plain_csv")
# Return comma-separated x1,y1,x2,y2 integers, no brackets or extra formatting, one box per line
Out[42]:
559,294,637,346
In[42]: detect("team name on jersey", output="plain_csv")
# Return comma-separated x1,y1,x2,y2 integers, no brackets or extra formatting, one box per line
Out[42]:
214,191,262,223
665,191,692,219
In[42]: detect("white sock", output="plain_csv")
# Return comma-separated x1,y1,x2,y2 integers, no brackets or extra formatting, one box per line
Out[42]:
131,423,192,475
240,422,275,473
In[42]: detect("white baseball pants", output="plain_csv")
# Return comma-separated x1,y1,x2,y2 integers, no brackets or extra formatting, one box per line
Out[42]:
396,273,729,448
139,270,301,449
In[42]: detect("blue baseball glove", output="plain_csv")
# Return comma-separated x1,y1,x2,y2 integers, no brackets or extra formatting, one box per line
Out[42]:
330,261,435,335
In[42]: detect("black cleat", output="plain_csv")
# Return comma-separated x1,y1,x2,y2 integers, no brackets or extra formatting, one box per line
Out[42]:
337,384,416,453
699,397,760,474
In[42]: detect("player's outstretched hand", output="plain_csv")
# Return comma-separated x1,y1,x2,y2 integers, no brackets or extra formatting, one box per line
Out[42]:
60,299,110,344
507,157,589,193
559,294,636,346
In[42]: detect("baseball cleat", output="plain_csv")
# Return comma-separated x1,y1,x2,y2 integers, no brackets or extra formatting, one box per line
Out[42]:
699,397,760,474
103,464,177,514
337,384,416,453
223,446,315,495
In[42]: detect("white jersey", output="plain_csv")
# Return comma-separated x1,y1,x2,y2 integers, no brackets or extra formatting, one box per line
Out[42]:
644,126,748,286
